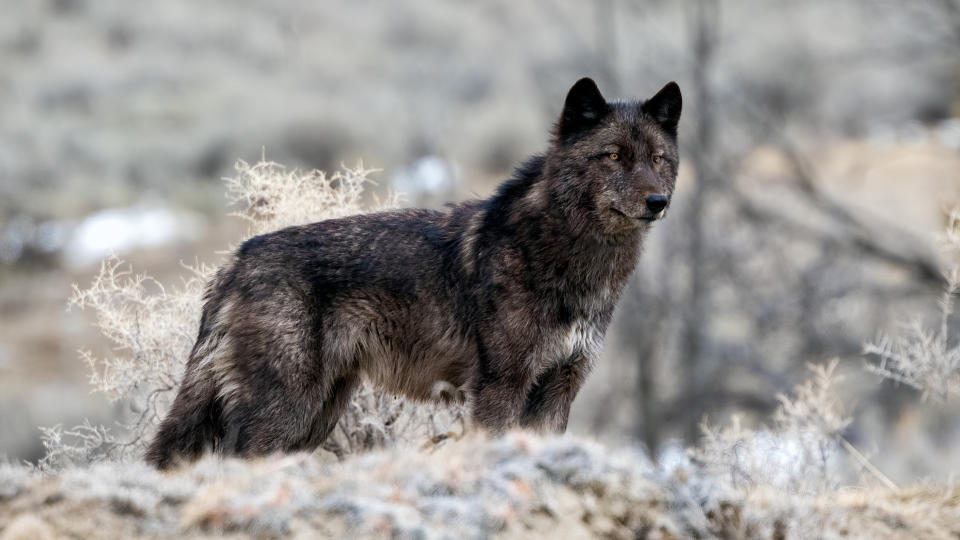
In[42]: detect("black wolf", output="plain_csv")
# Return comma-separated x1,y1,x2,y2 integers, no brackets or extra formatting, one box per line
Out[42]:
146,77,682,469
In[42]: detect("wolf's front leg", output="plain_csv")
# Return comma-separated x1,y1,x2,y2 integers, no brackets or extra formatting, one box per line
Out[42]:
519,355,592,433
471,367,536,433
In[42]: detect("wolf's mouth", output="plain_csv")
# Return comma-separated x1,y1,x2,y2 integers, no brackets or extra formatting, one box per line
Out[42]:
611,207,662,222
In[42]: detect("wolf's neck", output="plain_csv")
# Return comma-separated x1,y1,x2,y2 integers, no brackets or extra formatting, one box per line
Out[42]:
528,209,643,300
493,162,644,312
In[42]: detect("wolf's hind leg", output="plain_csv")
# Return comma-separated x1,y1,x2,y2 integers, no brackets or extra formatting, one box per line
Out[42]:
222,366,362,457
293,372,360,451
217,317,363,457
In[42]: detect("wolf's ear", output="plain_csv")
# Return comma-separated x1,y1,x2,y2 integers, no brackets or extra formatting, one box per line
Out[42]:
642,82,682,138
558,78,610,142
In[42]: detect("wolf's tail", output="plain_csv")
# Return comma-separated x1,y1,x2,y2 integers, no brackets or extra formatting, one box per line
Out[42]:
145,262,238,470
145,362,221,470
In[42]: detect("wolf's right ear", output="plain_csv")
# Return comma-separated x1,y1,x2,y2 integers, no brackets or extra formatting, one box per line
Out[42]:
642,82,682,139
558,78,610,143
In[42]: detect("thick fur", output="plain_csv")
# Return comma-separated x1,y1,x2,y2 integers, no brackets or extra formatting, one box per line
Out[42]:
146,78,682,469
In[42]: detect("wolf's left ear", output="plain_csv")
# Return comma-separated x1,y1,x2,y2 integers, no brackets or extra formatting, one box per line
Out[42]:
642,82,682,138
558,78,610,142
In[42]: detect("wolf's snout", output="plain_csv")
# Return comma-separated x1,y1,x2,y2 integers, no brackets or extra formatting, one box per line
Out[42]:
644,194,668,214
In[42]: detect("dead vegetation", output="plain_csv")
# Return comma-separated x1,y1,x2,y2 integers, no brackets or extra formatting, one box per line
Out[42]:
865,208,960,402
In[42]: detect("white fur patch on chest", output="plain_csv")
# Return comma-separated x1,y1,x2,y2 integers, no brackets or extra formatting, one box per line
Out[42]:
558,318,601,360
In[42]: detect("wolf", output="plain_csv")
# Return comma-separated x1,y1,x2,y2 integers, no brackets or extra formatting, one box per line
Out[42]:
146,77,681,469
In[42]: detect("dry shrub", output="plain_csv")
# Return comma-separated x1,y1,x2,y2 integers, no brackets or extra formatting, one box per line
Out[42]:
697,360,851,495
865,208,960,401
697,210,960,498
224,158,394,236
48,159,464,469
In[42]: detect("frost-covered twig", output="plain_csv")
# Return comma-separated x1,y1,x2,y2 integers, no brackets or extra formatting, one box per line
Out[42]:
38,421,116,472
865,208,960,401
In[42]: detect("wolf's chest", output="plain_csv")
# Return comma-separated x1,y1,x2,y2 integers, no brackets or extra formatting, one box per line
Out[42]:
541,317,602,365
541,283,615,363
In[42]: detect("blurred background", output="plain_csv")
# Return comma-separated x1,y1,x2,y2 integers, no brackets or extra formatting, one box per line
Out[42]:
1,0,958,482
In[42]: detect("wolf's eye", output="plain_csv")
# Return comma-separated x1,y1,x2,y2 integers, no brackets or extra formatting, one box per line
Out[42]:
608,153,620,161
652,154,662,164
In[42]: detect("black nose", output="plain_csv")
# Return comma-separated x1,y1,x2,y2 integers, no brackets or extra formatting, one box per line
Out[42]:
645,194,668,214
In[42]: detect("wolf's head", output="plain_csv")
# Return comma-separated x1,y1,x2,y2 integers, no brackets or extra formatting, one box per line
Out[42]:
543,77,681,236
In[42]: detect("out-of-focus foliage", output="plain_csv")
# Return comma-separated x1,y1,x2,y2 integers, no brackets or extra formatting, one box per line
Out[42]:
698,361,852,495
866,209,960,401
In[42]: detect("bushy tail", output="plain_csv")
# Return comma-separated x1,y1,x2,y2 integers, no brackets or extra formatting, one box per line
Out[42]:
145,365,220,470
146,264,237,470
